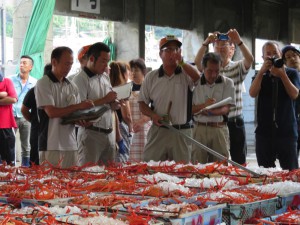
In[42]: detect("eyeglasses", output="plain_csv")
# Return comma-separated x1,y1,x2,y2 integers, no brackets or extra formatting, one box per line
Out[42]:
161,47,180,53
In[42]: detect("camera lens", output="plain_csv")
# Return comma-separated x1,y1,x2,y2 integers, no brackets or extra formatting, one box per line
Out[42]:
273,58,284,68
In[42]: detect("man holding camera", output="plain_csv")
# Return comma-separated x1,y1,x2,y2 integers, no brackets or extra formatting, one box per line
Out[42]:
249,41,300,170
195,29,253,165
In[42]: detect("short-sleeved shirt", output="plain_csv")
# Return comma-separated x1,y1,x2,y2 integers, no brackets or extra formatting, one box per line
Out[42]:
255,67,300,138
0,78,17,128
221,60,249,118
10,74,37,118
139,65,196,125
35,72,80,151
193,75,235,123
72,67,113,129
23,87,38,131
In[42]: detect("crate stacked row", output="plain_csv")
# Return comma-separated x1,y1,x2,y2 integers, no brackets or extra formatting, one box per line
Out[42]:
0,161,298,224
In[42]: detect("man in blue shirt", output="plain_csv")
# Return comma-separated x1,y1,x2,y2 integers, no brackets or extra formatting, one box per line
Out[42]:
249,41,300,171
10,55,37,166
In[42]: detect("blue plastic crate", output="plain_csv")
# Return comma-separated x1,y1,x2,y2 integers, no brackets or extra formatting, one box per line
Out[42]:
276,192,300,214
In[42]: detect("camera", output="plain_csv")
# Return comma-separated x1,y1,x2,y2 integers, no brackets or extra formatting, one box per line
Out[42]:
269,56,284,68
217,33,229,41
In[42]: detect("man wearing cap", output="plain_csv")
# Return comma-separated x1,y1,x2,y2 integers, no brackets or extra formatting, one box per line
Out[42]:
194,28,254,165
249,41,300,170
139,35,200,163
282,45,300,157
0,70,18,165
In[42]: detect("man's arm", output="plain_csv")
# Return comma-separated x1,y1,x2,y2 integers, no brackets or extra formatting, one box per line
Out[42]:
249,71,264,98
0,96,17,105
228,29,254,70
0,91,7,98
21,105,31,122
0,78,17,105
93,91,117,106
206,105,231,116
272,67,299,100
249,59,271,98
192,98,216,115
194,34,216,72
43,100,94,118
239,42,254,70
181,62,201,83
139,101,163,126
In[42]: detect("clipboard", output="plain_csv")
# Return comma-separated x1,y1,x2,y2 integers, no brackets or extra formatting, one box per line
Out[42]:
112,82,132,100
61,105,110,125
194,97,233,115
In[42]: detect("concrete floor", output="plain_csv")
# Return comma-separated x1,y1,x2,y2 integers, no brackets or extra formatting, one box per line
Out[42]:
244,122,257,166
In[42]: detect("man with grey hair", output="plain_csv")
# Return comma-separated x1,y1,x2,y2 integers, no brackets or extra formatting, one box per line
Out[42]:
35,46,94,168
192,52,235,163
195,29,254,165
249,41,300,170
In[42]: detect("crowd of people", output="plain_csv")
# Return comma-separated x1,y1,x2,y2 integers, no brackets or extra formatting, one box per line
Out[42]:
0,28,299,171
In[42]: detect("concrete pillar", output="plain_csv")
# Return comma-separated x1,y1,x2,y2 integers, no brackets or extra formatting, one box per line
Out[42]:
12,0,33,60
114,22,139,61
44,20,53,64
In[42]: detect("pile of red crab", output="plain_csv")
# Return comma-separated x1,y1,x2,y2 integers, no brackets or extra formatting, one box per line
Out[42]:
0,160,299,224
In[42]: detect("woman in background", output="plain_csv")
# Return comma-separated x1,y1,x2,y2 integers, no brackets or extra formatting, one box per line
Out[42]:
109,61,133,163
128,58,151,162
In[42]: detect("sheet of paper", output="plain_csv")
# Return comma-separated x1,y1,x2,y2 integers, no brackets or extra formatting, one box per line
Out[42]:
112,82,132,100
194,97,232,115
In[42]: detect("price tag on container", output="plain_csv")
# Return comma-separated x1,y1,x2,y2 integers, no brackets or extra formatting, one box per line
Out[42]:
71,0,100,14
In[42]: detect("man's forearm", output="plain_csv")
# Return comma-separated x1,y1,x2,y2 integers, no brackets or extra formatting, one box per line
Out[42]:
182,63,201,83
139,101,154,119
0,96,17,105
240,43,254,70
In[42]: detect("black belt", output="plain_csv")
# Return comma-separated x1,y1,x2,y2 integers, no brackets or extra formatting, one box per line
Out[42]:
227,115,243,122
162,123,193,130
86,126,113,134
196,121,226,128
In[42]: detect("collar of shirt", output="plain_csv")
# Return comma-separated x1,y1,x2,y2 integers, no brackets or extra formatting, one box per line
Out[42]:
200,74,223,85
83,66,101,78
158,64,182,77
47,71,70,84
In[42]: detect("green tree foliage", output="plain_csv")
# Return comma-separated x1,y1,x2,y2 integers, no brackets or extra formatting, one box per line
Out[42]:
53,15,105,38
146,25,182,39
53,15,66,37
